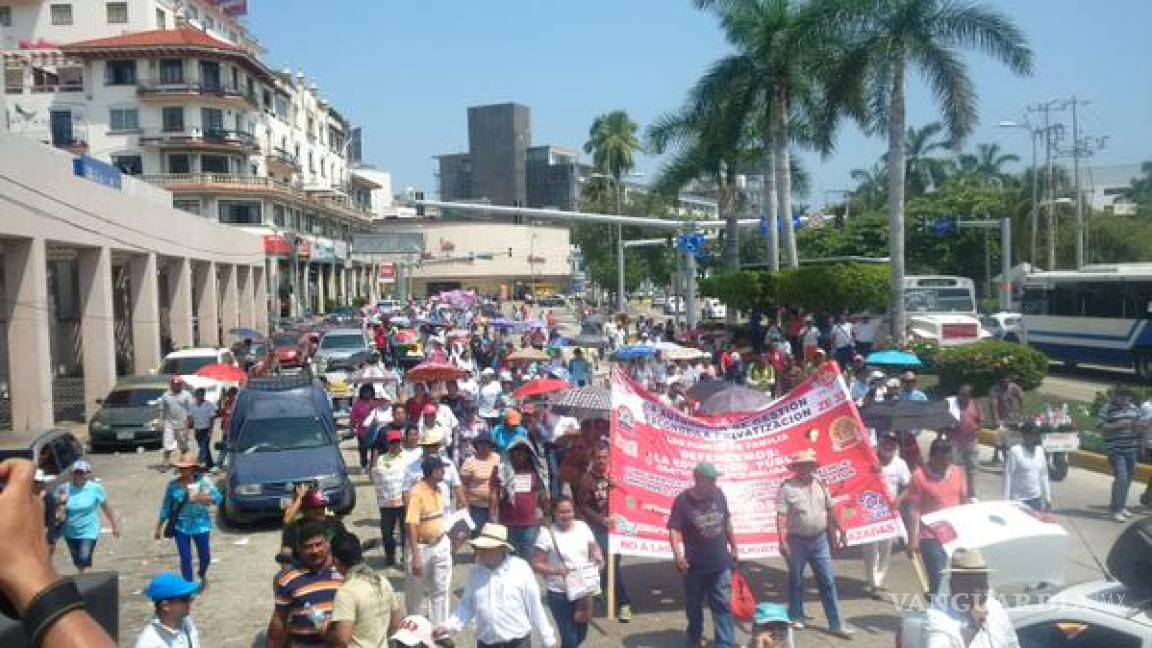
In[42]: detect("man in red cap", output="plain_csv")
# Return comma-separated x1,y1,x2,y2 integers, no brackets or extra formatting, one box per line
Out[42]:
372,427,409,568
159,377,195,468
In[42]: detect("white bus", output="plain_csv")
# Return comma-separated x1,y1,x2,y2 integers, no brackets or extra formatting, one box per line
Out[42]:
1020,264,1152,379
904,275,988,346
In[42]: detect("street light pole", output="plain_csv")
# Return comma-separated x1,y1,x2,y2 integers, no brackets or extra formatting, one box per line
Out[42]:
999,120,1040,267
616,179,625,312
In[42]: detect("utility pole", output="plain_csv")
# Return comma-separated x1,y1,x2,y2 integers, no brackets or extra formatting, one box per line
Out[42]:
1028,100,1062,270
1070,97,1086,268
615,180,626,313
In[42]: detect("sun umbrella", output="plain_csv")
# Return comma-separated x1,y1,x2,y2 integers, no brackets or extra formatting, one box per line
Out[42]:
515,379,572,401
548,386,611,414
613,346,659,361
865,350,923,368
195,363,247,383
859,400,957,432
508,348,550,363
697,386,773,415
406,359,467,383
687,378,729,402
526,319,547,329
228,327,264,340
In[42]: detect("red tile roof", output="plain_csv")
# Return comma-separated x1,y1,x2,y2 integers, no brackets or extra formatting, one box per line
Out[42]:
62,26,241,52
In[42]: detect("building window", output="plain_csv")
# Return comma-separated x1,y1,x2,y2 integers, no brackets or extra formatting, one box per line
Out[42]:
167,153,190,174
104,60,136,85
50,3,72,25
106,2,127,23
201,154,230,174
200,108,224,135
5,66,23,93
108,108,139,132
173,199,201,215
273,204,286,227
186,5,198,20
111,154,142,175
204,15,214,30
218,200,262,225
161,106,184,132
155,8,166,29
0,6,11,27
158,59,183,84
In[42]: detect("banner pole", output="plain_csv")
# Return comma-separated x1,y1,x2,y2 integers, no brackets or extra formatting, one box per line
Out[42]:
606,542,617,620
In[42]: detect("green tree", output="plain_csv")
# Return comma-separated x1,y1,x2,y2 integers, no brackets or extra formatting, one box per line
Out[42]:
815,0,1033,341
1123,161,1152,214
583,110,642,184
884,122,951,195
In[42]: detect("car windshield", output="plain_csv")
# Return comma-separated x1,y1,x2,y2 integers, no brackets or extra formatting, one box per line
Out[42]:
271,334,299,348
904,288,975,314
103,388,165,408
159,355,217,375
237,416,329,453
320,334,364,351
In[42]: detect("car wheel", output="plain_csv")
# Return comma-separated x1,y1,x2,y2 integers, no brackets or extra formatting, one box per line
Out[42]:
1135,352,1152,382
336,489,357,517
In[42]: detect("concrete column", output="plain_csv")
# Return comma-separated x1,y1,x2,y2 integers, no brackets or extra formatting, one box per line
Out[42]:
341,267,349,304
266,260,279,322
316,264,327,314
327,264,337,306
167,257,194,349
4,237,53,431
237,265,255,330
128,251,162,375
252,266,268,333
77,246,117,420
220,263,239,333
352,267,360,299
368,265,379,304
194,261,219,347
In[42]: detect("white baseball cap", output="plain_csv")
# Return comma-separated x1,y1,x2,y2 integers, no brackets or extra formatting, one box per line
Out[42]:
391,615,436,646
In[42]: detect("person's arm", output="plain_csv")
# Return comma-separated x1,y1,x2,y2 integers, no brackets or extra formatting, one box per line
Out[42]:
904,476,922,557
436,573,475,638
405,491,423,576
326,587,355,648
531,546,563,578
0,460,115,648
154,485,172,540
98,490,119,538
281,484,307,526
775,513,791,559
1003,447,1015,501
1039,447,1052,509
267,606,290,648
669,528,689,574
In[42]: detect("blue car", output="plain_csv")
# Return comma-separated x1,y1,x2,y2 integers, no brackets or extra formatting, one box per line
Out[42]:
219,375,355,525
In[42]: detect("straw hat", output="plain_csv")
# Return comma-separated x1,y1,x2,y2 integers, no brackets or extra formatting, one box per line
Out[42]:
788,448,819,466
943,547,993,573
418,427,445,446
171,453,199,469
470,523,514,551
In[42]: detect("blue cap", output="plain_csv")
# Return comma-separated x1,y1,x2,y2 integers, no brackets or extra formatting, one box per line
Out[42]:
146,573,201,602
753,602,790,626
71,460,93,473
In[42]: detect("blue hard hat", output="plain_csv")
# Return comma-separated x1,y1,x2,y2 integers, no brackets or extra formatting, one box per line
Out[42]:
146,573,201,602
753,602,790,626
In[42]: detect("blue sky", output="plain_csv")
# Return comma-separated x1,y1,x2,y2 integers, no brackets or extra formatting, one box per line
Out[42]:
251,0,1152,207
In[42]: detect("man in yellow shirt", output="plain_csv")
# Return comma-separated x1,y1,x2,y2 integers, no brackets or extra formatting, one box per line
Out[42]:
405,456,452,626
328,532,403,648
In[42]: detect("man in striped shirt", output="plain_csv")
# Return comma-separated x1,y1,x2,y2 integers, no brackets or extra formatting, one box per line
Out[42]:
1097,389,1142,522
268,523,344,648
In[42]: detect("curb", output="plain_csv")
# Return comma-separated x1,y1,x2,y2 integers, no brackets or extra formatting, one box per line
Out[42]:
977,429,1152,482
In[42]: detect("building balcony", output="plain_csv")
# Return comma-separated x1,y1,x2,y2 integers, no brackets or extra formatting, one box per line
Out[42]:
53,138,89,155
138,173,376,224
266,147,300,174
28,81,85,94
138,128,259,153
137,80,256,109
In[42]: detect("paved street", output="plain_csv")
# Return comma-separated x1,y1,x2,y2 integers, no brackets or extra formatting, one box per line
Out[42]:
66,431,1145,648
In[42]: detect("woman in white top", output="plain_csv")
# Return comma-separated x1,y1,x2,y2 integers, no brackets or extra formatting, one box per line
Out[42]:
1004,423,1052,511
531,496,603,648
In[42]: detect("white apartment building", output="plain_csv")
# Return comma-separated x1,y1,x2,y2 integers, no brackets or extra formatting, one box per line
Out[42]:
1,0,385,317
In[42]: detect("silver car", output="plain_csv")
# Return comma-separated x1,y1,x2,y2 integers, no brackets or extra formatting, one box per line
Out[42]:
312,328,371,374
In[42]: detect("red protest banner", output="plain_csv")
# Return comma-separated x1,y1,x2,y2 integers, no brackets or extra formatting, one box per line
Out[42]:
608,362,903,558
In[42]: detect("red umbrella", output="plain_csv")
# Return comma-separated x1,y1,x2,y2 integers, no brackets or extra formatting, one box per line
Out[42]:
195,363,247,383
514,379,571,401
406,351,467,383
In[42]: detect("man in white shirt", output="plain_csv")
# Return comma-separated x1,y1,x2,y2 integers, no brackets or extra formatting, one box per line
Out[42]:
477,368,503,428
853,316,878,356
925,548,1019,648
436,523,557,648
864,433,910,597
134,573,201,648
186,388,218,471
830,315,856,370
159,378,195,468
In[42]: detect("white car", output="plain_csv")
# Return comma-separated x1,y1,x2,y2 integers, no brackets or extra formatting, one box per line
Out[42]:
156,348,237,403
981,311,1022,341
703,298,727,320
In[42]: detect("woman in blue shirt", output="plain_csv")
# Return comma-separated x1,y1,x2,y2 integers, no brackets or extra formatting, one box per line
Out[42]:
154,453,223,583
61,460,120,573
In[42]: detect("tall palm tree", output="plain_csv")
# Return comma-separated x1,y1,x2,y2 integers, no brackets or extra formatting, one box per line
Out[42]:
815,0,1033,341
850,163,888,208
583,110,642,185
693,0,840,270
889,122,951,195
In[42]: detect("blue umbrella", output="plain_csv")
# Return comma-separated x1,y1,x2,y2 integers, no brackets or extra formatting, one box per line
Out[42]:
614,345,659,361
865,350,923,368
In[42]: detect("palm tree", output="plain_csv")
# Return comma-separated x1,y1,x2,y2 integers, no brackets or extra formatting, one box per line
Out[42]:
956,142,1020,185
693,0,840,270
850,163,888,208
891,122,951,194
583,110,642,185
815,0,1033,341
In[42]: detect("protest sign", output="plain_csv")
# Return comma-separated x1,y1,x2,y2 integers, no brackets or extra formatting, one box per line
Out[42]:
608,363,903,558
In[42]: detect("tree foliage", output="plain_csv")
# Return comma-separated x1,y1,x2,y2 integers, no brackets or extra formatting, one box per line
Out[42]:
700,263,890,314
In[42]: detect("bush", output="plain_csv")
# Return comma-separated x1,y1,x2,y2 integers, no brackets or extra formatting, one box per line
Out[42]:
906,340,941,371
699,263,890,316
351,296,369,308
935,341,1049,396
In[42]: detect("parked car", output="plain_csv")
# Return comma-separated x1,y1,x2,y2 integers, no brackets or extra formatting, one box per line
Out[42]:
269,331,307,369
88,376,170,452
312,328,371,373
156,347,237,403
539,295,566,308
325,306,362,327
219,375,354,525
981,311,1023,341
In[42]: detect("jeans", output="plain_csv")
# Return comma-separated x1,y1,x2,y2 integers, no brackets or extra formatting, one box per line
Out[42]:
379,506,405,563
590,523,630,607
785,533,844,631
194,428,213,468
507,525,539,561
921,537,949,596
469,506,491,539
65,537,97,570
478,637,530,648
405,535,452,626
547,590,589,648
356,434,371,470
1109,450,1138,513
174,531,212,581
683,568,735,648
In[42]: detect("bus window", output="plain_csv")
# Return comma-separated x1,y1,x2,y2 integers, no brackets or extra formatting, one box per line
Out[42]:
1022,288,1047,315
1049,285,1082,317
1082,283,1123,318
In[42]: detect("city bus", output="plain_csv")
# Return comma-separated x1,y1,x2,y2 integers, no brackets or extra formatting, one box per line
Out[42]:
903,275,988,346
1020,264,1152,380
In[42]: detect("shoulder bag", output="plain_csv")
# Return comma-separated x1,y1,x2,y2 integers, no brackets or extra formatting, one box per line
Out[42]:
163,484,188,539
545,523,597,625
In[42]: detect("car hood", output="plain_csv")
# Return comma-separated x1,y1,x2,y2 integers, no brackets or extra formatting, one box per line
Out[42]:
230,445,345,485
315,349,358,359
93,405,156,427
